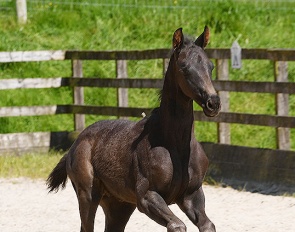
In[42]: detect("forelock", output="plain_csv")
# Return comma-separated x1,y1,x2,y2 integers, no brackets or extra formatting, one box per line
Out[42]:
183,35,194,46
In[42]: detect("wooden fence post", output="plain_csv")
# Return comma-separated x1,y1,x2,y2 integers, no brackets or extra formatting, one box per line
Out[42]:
16,0,27,24
72,59,85,131
274,61,290,150
216,59,231,144
116,60,128,117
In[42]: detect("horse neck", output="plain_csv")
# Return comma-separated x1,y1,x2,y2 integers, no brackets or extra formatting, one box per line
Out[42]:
158,57,194,148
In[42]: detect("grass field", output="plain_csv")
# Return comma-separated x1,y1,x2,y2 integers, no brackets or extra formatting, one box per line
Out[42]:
0,151,64,178
0,0,295,177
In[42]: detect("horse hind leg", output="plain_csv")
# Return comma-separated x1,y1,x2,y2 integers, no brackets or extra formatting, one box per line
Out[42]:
68,140,104,232
72,178,102,232
100,195,136,232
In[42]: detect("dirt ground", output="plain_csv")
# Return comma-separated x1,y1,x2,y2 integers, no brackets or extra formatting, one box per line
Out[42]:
0,178,294,232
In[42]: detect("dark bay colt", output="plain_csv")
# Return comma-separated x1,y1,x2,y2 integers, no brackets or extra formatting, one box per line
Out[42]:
47,26,221,232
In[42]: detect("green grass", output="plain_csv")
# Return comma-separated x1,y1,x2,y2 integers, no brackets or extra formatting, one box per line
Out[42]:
0,151,64,179
0,0,295,175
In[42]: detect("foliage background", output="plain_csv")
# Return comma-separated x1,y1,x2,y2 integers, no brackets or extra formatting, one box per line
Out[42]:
0,0,294,177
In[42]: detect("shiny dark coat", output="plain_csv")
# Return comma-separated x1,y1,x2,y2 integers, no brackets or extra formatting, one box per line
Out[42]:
47,26,220,232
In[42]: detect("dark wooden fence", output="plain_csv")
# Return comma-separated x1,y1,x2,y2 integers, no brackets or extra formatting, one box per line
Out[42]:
1,49,294,185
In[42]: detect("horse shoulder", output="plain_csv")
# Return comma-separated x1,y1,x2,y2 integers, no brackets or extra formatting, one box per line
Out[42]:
133,144,174,197
149,147,174,190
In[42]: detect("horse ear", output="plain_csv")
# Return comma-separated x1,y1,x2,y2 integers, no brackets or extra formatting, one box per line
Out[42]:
195,26,210,49
173,28,183,49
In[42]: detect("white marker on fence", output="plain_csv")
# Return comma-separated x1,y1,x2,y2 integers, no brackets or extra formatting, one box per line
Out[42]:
231,41,242,69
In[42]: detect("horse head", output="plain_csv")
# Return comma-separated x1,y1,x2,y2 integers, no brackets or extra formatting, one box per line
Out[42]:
172,26,221,117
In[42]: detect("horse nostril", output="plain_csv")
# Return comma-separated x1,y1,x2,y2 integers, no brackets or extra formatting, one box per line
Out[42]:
206,99,214,111
203,95,221,117
206,95,221,111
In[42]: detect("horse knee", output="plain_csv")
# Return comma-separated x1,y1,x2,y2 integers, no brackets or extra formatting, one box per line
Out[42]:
199,220,216,232
167,222,186,232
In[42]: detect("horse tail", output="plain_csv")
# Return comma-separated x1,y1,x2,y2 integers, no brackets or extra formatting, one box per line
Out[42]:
46,154,68,193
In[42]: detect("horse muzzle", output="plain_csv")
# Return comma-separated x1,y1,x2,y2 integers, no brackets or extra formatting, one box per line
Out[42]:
202,95,221,117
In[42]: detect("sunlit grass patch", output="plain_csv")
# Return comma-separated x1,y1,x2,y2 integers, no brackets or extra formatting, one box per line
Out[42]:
0,151,64,179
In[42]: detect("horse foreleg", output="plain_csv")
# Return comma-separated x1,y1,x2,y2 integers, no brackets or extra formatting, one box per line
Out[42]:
137,190,186,232
177,186,215,232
